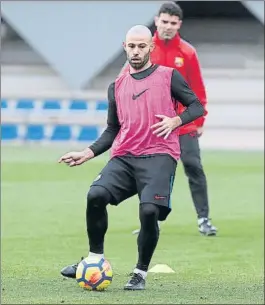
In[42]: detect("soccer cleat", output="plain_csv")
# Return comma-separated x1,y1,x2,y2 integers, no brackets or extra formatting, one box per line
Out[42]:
124,273,146,290
132,228,140,235
132,221,161,235
60,257,84,279
198,218,217,236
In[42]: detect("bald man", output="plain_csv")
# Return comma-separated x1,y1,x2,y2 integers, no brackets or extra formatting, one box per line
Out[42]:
58,25,204,290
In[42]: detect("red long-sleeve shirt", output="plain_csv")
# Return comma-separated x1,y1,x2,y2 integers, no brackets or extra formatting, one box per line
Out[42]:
151,31,207,135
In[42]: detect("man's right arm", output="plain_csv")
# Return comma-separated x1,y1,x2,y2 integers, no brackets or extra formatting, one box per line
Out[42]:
88,82,120,156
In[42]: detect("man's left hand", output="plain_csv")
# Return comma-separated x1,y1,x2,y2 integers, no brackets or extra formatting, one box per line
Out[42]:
197,126,204,137
151,115,182,139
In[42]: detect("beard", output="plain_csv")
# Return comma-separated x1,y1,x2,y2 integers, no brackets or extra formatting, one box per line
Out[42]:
128,51,150,70
158,30,176,41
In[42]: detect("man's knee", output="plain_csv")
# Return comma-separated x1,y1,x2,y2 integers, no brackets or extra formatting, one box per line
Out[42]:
181,153,207,184
87,186,111,210
140,203,159,220
181,153,202,171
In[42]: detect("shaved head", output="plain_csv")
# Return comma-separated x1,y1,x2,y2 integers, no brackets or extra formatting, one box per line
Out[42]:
124,25,154,71
126,25,152,43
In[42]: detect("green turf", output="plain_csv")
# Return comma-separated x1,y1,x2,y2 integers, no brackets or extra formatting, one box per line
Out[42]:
1,146,264,304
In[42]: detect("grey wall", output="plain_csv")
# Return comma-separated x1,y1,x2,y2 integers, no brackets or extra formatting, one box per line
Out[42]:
2,1,164,89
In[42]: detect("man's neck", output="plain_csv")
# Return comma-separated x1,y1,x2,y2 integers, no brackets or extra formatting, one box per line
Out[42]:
163,39,171,45
129,62,152,74
156,32,179,44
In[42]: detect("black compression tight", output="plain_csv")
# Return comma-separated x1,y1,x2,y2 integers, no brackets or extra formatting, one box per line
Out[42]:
136,203,160,271
86,187,160,272
86,186,111,254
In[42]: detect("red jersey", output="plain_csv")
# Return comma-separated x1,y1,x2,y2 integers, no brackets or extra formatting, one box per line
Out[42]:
111,66,181,161
151,31,207,135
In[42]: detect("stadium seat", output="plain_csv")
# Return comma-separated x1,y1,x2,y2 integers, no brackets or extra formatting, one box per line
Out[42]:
16,99,34,109
77,126,98,141
96,100,108,111
51,125,71,141
69,99,88,110
43,99,61,110
25,124,45,141
1,99,8,109
1,124,18,140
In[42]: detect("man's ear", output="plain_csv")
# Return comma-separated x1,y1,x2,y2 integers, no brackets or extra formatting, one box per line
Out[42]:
122,42,126,52
150,42,155,52
178,20,183,30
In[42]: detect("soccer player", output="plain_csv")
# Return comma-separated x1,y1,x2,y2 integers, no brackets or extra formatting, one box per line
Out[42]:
58,25,204,290
130,2,217,236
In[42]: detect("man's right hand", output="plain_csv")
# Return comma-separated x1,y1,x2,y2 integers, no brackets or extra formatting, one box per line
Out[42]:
58,148,94,167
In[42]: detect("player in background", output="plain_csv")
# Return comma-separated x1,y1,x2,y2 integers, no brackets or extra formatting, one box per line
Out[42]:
59,25,204,290
126,2,217,236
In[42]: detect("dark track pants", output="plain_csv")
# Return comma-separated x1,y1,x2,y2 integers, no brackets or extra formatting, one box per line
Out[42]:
179,132,209,219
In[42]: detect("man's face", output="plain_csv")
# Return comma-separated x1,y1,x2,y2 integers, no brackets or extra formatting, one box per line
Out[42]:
155,13,182,40
124,35,154,70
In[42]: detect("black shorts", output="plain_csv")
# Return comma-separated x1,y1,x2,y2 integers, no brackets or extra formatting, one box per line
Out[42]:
90,154,177,221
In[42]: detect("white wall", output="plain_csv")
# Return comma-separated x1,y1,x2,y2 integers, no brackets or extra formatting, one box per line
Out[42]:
1,65,264,151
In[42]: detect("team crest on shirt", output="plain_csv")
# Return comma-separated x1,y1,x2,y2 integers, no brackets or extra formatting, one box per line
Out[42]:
174,57,184,67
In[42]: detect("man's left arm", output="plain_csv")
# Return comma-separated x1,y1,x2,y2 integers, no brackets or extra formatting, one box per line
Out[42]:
171,69,204,126
187,51,208,129
151,70,204,139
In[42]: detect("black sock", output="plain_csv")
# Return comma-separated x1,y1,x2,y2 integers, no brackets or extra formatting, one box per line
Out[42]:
136,203,160,272
86,186,112,254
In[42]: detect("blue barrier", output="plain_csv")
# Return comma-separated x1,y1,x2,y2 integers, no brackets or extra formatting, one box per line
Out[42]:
69,99,88,110
17,99,35,109
78,126,98,141
0,98,108,111
43,100,62,110
25,124,45,141
1,98,108,142
1,99,8,109
96,100,108,111
1,124,18,140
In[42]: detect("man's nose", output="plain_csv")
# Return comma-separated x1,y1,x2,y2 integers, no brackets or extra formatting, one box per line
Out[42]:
132,48,140,55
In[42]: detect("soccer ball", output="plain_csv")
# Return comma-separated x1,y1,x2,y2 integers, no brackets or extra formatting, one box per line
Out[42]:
76,257,113,291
